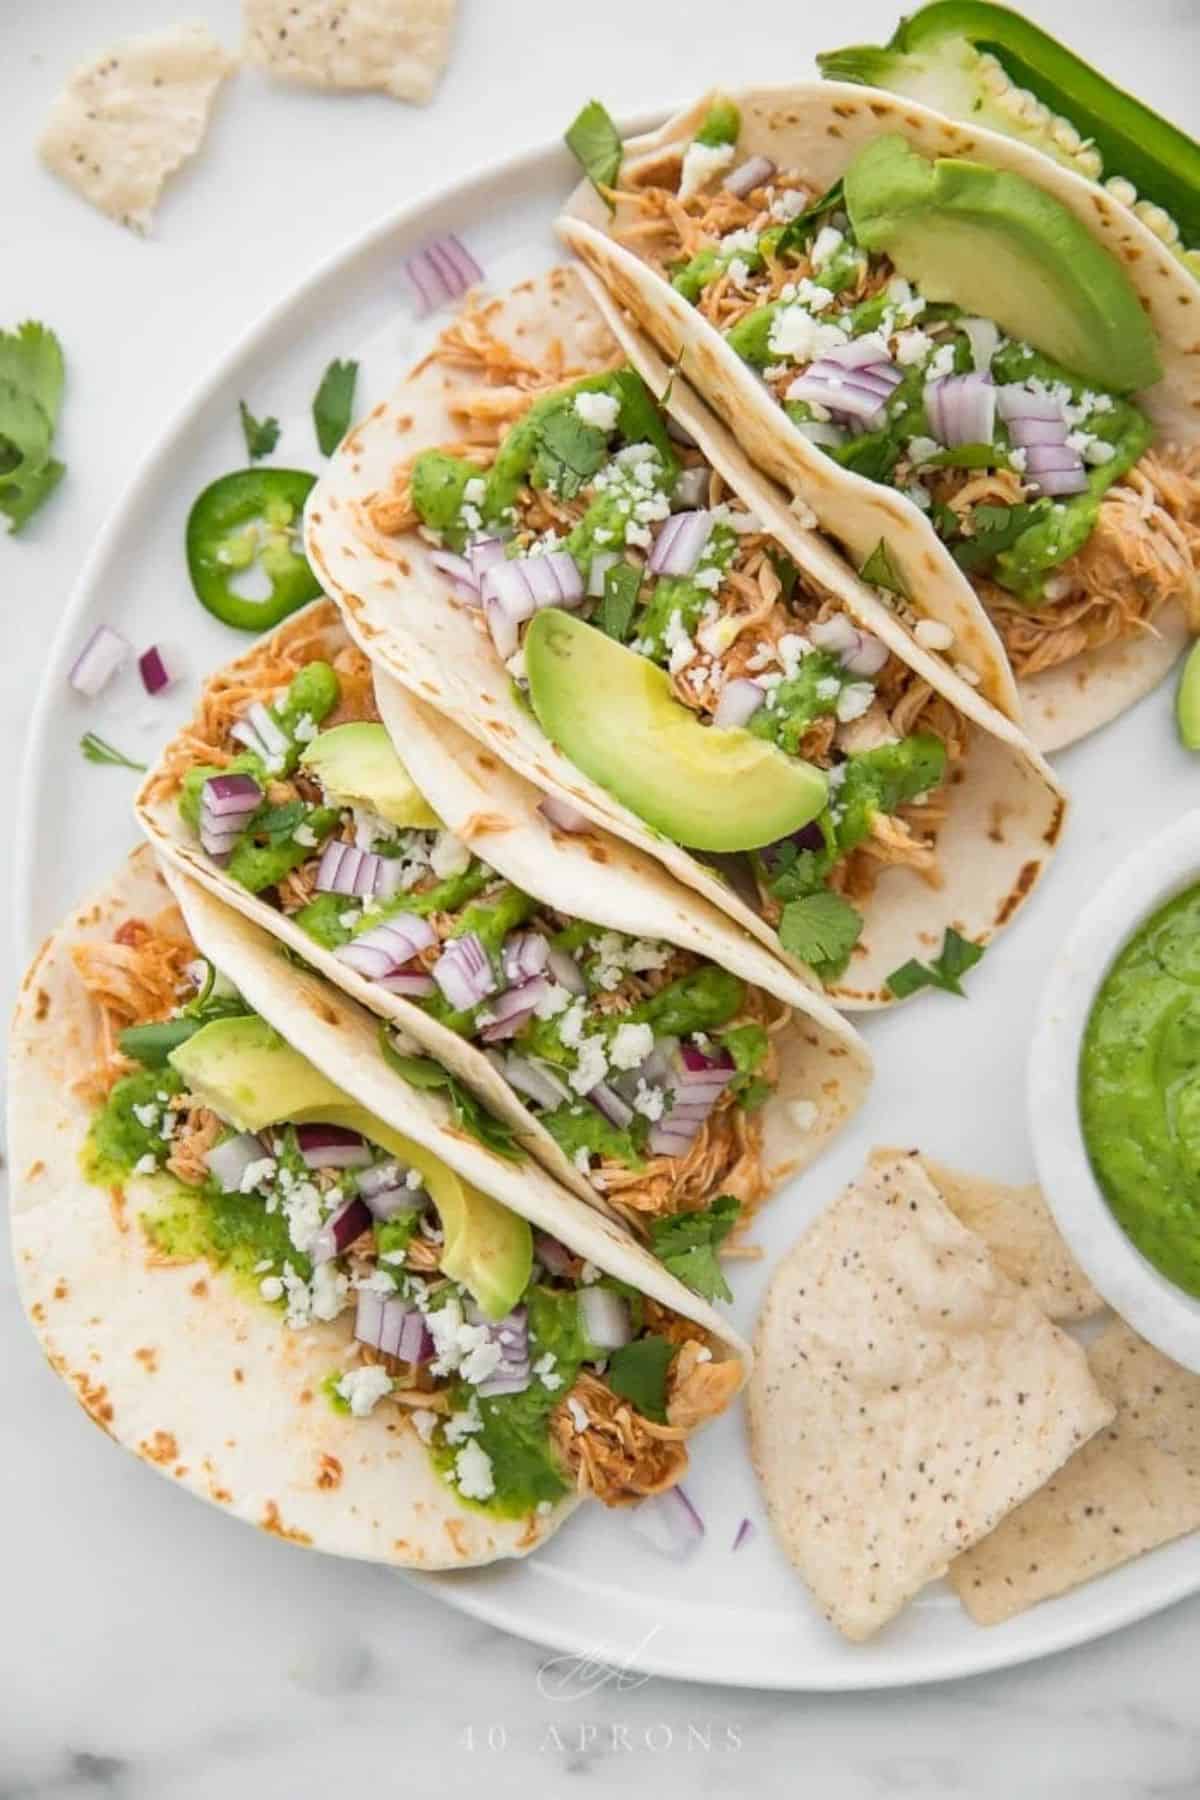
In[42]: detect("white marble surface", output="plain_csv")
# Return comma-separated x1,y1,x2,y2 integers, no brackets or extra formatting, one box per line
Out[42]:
4,0,1200,1793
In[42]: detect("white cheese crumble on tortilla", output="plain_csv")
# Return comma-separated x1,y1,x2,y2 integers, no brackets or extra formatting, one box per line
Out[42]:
39,25,234,232
336,1364,394,1417
242,0,457,105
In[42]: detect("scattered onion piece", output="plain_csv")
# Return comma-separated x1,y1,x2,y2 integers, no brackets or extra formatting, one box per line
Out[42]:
70,624,130,698
631,1485,705,1560
138,644,174,696
404,234,483,316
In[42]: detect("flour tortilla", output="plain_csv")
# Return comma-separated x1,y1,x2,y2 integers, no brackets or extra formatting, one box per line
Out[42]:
747,1150,1113,1641
136,601,872,1214
951,1322,1200,1625
559,83,1200,751
9,847,746,1570
305,264,1067,1007
39,25,234,232
872,1149,1104,1322
242,0,456,104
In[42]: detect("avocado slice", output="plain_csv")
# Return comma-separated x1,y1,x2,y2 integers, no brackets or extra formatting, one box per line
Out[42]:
844,135,1161,393
524,609,827,853
169,1016,531,1318
299,722,440,829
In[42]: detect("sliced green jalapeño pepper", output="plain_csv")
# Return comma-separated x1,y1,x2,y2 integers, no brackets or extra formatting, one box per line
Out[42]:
819,2,1200,258
186,468,323,631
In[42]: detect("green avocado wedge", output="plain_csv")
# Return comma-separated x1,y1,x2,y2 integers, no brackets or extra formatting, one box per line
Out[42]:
844,136,1162,393
300,722,440,829
1176,640,1200,751
523,609,828,853
169,1016,532,1318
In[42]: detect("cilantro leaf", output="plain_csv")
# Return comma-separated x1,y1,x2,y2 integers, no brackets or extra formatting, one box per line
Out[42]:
0,323,64,428
0,457,65,534
860,537,908,597
0,380,53,491
952,501,1044,571
767,548,798,603
596,559,641,641
886,928,984,999
250,801,306,845
377,1027,521,1161
778,890,863,979
80,731,147,771
312,359,358,456
239,400,280,461
772,178,845,257
606,1335,675,1422
648,1196,739,1303
565,100,623,201
530,408,609,499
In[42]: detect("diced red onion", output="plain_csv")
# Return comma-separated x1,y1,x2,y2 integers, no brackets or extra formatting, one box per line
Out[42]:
533,1229,574,1275
358,1161,403,1199
138,644,174,696
1009,418,1069,449
1033,467,1090,496
960,317,1000,374
724,154,776,197
376,968,438,997
199,823,242,860
671,466,710,511
473,1303,532,1396
484,574,535,659
821,334,890,371
432,932,496,1010
732,1517,756,1552
354,1289,386,1349
1023,445,1083,474
925,372,995,449
589,1081,634,1129
230,718,269,760
666,416,698,448
631,1485,704,1560
397,1309,433,1365
297,1124,374,1170
246,701,290,761
841,630,889,678
679,1042,734,1077
997,384,1063,423
647,1124,698,1157
502,1054,572,1111
580,1286,632,1350
502,931,549,985
363,1184,422,1221
713,677,764,730
202,772,263,818
538,794,591,835
335,914,438,981
468,536,507,579
790,358,901,428
479,977,549,1042
809,614,860,655
404,233,483,316
648,509,712,577
69,624,130,698
430,547,479,605
310,1195,374,1264
546,947,587,994
205,1131,267,1193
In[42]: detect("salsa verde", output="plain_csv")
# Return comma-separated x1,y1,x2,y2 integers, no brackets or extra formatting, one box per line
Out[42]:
1080,881,1200,1296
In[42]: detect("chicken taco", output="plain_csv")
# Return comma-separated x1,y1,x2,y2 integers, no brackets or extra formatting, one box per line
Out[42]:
9,848,748,1566
558,84,1200,751
304,266,1065,1006
136,601,871,1247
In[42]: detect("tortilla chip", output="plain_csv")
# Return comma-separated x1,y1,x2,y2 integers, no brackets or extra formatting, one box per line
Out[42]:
747,1151,1114,1642
243,0,456,104
873,1149,1104,1322
951,1322,1200,1624
39,26,234,232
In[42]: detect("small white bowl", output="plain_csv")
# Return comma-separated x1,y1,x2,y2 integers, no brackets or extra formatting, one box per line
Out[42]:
1029,810,1200,1372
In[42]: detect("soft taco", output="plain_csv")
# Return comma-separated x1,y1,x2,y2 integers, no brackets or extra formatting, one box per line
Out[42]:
304,265,1066,1005
136,601,871,1248
9,847,748,1567
558,84,1200,751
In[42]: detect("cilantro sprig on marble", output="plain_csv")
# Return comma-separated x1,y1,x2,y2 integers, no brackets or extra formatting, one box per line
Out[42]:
0,322,67,534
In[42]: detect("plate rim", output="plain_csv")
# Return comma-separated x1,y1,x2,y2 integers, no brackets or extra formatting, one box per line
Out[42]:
14,108,1200,1692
